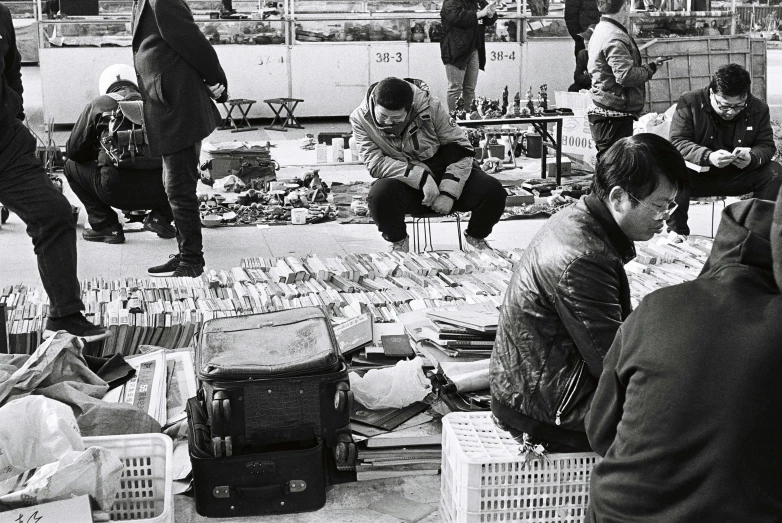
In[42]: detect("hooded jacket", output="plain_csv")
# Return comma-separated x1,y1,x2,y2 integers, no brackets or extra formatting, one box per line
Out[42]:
350,80,474,201
586,195,782,522
588,17,656,115
670,86,776,170
490,193,635,450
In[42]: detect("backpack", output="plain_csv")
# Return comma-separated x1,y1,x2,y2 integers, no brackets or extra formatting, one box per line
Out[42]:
97,93,161,170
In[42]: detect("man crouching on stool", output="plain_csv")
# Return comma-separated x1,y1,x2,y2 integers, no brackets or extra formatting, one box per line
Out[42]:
350,77,506,252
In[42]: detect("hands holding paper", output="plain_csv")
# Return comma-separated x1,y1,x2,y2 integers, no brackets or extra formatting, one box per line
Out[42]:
709,148,752,169
731,147,752,169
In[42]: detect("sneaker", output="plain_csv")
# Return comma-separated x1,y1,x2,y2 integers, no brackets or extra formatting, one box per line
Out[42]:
148,254,181,277
44,313,112,342
143,211,177,239
464,233,492,252
83,223,125,244
390,235,409,253
172,262,204,278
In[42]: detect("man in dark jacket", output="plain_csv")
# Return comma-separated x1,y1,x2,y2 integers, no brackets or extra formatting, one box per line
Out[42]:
490,134,687,452
568,25,594,92
440,0,497,111
0,3,108,341
588,0,667,160
65,64,175,245
667,63,782,235
132,0,228,277
586,190,782,522
564,0,599,56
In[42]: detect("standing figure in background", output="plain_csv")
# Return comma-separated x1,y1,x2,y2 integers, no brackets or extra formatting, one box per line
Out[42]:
568,25,595,92
0,3,109,341
565,0,599,56
64,64,176,245
132,0,229,277
587,0,668,161
440,0,497,112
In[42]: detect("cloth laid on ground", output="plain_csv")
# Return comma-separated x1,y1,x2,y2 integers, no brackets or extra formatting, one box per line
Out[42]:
0,332,160,436
332,181,576,224
0,396,124,511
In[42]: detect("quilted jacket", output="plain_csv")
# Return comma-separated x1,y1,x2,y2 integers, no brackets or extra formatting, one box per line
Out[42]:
490,193,635,449
440,0,497,70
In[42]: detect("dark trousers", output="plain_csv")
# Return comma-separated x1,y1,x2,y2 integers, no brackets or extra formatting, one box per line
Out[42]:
163,142,203,266
367,158,507,243
64,160,172,231
0,123,83,317
667,160,782,235
588,114,634,162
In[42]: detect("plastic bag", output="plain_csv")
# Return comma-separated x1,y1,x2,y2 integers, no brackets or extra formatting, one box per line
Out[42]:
0,396,83,482
0,446,124,510
348,357,431,409
213,174,246,193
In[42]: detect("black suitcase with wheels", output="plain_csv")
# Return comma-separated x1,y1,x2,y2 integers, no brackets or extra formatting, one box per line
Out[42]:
196,308,356,470
187,397,328,518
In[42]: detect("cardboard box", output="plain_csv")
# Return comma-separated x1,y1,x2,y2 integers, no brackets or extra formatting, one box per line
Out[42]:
505,188,535,206
546,157,572,179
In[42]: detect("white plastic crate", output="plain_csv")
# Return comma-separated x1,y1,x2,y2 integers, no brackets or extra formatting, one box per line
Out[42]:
440,412,600,523
83,433,173,523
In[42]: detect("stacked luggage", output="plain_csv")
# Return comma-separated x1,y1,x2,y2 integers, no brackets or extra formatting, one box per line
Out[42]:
187,307,357,517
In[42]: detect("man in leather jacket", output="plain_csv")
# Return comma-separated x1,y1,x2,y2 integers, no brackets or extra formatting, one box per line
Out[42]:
490,134,688,451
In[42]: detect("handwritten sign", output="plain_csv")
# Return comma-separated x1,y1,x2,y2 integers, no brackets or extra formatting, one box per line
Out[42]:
0,496,92,523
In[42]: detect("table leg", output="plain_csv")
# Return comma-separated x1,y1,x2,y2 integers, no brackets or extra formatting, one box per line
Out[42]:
219,103,238,131
540,137,547,179
556,120,563,186
282,101,304,130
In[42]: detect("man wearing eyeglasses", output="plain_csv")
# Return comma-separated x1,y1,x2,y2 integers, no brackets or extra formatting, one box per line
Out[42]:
668,63,781,236
491,134,688,453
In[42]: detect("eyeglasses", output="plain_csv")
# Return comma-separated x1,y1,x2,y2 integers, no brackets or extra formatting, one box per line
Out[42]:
627,193,678,220
711,90,747,113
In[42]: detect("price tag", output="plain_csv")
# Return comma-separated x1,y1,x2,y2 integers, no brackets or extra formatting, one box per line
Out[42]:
0,496,93,523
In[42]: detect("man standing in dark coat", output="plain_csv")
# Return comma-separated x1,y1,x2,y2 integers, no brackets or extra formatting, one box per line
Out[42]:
132,0,228,277
586,189,782,522
440,0,497,112
0,2,108,341
564,0,599,56
667,63,782,236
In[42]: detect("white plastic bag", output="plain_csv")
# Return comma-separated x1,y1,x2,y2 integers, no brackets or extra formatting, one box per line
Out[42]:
348,357,431,409
0,396,83,482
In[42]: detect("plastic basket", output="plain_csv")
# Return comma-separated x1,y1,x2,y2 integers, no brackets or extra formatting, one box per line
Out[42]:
83,433,173,523
440,412,600,523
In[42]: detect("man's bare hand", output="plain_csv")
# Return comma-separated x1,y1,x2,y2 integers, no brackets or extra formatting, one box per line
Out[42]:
422,175,440,206
431,195,454,215
732,147,752,169
708,149,736,168
208,83,226,100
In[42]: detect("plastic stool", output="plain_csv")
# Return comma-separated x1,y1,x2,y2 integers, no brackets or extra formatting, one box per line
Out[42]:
410,213,462,253
219,99,257,133
264,97,304,132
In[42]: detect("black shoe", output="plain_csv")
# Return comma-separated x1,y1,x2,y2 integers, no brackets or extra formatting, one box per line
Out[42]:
44,313,112,342
148,254,181,277
172,262,204,278
144,211,177,239
83,223,125,244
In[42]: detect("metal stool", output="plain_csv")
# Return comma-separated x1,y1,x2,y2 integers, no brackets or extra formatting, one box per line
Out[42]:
219,98,257,133
263,97,304,132
410,213,462,253
693,196,727,238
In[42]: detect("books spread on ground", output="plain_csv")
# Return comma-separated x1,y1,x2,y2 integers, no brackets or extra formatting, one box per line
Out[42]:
164,349,198,428
0,239,712,355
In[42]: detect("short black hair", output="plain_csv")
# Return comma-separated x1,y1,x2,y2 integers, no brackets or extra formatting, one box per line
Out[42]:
592,134,688,203
374,77,414,111
597,0,625,15
709,63,751,97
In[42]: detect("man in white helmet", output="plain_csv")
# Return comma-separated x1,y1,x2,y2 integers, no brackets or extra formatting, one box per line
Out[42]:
64,64,175,244
0,3,109,341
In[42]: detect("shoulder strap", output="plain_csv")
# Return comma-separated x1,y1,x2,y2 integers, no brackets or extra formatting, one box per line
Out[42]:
117,100,145,126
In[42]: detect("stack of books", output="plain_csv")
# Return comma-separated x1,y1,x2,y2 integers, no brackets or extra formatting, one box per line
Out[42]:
0,238,712,355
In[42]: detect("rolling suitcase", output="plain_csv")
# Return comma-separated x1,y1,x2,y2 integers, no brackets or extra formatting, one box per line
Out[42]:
187,398,328,518
196,307,356,469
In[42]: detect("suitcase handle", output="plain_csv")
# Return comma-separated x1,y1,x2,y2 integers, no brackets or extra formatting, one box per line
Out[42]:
215,480,307,500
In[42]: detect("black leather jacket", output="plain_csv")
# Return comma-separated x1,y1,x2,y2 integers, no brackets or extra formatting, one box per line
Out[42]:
490,193,634,449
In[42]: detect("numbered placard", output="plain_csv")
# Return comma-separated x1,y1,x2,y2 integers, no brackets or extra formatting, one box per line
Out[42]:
478,43,521,102
369,45,408,84
561,115,597,167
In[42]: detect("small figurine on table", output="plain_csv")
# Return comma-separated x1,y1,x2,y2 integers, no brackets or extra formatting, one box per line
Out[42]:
468,99,481,120
526,86,535,113
539,84,548,111
450,96,467,120
501,86,509,115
